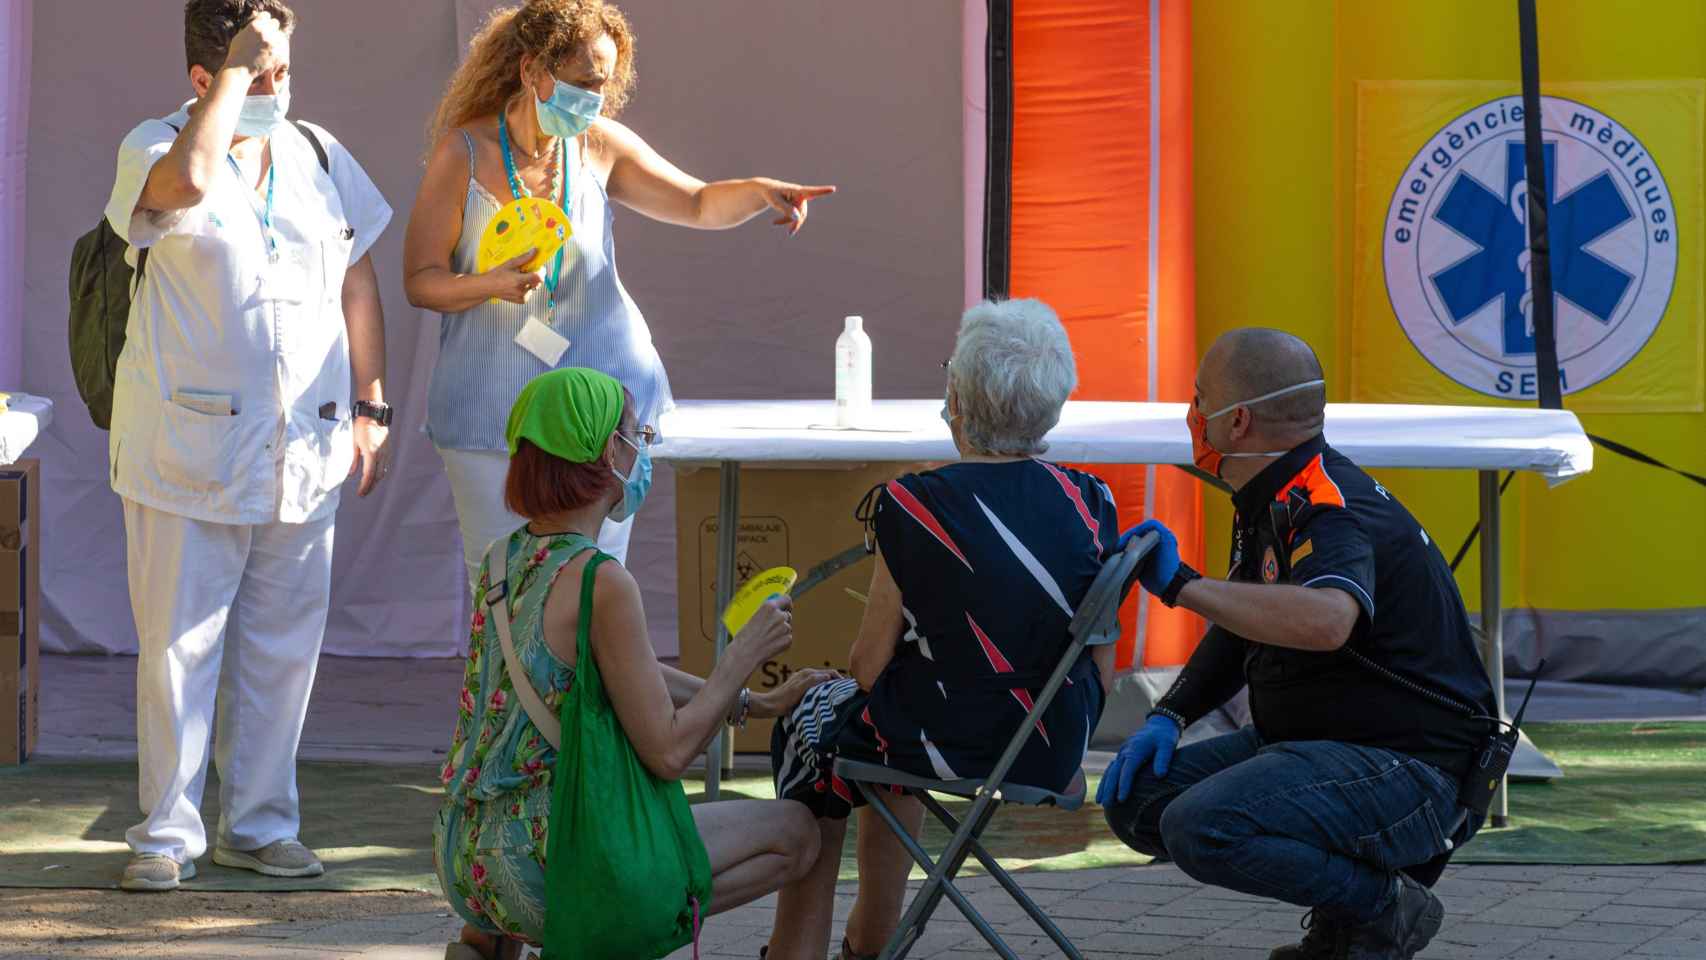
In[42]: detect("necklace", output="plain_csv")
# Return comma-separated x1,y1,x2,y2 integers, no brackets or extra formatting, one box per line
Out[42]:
498,112,569,311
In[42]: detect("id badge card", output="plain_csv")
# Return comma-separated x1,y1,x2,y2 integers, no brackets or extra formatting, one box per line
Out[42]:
515,317,571,367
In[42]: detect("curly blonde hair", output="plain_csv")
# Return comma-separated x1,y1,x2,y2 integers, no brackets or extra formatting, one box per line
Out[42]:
426,0,635,150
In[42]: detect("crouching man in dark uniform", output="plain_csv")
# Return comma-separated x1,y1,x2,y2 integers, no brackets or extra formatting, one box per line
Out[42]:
1099,328,1498,960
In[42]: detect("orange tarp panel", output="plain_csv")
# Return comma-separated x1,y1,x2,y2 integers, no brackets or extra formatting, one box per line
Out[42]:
1007,0,1202,668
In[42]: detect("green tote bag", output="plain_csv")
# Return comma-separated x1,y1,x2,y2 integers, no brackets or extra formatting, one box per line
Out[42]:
539,552,713,959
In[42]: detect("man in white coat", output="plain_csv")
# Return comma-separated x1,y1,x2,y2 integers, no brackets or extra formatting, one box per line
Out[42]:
104,0,393,891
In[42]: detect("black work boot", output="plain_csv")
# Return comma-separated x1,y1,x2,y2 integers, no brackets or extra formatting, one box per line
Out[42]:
1343,874,1445,959
1269,908,1349,959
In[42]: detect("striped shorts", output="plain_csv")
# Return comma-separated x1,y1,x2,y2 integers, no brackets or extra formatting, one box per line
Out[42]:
769,677,889,819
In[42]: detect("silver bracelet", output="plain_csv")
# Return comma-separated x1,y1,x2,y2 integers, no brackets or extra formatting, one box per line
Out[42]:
729,687,752,729
1149,706,1188,730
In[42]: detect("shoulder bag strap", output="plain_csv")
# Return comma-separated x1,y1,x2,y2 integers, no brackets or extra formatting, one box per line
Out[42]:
293,120,330,173
484,537,567,750
573,551,611,690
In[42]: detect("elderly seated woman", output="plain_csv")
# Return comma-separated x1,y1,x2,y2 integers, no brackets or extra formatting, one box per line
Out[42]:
762,299,1121,960
433,368,836,960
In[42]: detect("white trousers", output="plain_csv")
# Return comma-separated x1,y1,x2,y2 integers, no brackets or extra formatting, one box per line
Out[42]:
123,499,334,861
436,447,632,593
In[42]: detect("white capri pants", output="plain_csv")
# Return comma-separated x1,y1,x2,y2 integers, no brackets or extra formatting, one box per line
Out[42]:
436,448,633,592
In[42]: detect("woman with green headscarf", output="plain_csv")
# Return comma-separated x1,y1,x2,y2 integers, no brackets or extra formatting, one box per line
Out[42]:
432,368,837,959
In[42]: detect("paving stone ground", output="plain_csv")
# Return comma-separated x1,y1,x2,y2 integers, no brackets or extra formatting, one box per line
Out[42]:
7,862,1705,958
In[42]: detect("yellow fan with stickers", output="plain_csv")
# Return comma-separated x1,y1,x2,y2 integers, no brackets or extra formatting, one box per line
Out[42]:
475,196,571,277
720,567,798,636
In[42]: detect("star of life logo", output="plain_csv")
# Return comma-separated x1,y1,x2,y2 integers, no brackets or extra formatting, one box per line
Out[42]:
1383,96,1676,398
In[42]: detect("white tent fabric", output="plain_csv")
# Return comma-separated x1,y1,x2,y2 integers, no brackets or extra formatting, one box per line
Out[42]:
16,0,966,657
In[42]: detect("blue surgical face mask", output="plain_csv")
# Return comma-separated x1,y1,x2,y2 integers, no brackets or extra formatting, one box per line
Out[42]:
608,433,653,521
537,79,603,139
234,89,290,138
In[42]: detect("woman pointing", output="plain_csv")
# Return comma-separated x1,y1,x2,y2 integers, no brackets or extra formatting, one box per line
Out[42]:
405,0,834,583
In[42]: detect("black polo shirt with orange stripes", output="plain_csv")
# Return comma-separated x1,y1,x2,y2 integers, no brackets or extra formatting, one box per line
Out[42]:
1154,434,1498,779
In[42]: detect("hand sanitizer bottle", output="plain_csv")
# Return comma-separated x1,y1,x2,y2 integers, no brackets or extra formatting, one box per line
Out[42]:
835,315,872,428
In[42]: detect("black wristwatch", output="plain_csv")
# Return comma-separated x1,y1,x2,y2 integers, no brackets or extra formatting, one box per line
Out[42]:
1159,563,1202,608
352,400,393,427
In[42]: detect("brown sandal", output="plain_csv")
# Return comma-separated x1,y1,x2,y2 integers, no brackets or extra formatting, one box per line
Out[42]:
758,938,874,959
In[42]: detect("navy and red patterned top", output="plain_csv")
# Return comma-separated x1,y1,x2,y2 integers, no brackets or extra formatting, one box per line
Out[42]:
860,458,1120,792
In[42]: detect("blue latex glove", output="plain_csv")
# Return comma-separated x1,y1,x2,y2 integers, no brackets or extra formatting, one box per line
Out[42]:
1119,519,1180,597
1096,714,1181,806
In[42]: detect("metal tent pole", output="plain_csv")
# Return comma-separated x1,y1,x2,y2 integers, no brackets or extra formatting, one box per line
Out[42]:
1479,470,1510,827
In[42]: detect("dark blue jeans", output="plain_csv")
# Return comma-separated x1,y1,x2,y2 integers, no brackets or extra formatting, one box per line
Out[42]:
1102,726,1479,925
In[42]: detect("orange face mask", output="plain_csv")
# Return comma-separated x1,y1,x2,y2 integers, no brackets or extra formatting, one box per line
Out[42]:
1188,379,1326,478
1188,404,1223,477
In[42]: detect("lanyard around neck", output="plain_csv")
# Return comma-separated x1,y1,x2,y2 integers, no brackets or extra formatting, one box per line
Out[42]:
227,151,278,263
497,112,567,304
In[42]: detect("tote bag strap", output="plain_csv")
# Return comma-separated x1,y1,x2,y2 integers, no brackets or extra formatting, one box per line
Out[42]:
483,535,597,751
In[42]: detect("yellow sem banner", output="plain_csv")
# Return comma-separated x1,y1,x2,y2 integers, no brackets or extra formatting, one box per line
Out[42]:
1351,81,1704,413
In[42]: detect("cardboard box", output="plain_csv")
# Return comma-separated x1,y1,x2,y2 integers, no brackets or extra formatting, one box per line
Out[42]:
0,547,20,620
675,461,926,752
1,459,40,765
0,630,35,766
0,462,26,551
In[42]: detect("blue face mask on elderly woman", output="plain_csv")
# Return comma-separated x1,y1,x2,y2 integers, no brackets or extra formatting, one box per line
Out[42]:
608,433,652,521
537,78,603,138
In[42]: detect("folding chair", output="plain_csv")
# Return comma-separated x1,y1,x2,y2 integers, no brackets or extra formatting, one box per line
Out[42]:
833,531,1158,960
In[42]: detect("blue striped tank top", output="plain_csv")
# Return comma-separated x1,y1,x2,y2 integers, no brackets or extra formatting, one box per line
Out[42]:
426,129,673,450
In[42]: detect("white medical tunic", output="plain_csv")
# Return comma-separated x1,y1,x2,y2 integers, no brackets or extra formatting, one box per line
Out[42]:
104,106,392,525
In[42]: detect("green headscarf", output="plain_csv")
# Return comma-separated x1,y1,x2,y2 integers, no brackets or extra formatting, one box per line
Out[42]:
505,368,626,462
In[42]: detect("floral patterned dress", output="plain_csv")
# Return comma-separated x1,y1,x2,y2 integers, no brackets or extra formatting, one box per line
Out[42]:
432,529,599,943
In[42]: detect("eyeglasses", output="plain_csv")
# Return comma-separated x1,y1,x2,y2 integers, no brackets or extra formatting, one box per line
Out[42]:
622,425,659,447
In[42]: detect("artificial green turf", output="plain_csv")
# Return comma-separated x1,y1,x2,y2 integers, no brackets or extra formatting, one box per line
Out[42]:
1,722,1699,890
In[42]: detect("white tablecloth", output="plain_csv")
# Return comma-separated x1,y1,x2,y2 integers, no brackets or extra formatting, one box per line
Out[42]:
654,400,1593,481
0,393,52,466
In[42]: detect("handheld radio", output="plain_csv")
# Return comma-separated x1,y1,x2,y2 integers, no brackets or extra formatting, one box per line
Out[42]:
1458,662,1544,818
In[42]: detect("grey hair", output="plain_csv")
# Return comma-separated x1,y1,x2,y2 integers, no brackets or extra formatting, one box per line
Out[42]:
948,298,1078,457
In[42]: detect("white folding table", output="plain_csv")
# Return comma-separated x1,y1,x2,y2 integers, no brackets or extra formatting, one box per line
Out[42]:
0,393,53,466
653,399,1594,820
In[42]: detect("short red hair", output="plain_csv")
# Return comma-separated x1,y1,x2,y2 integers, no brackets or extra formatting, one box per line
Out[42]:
504,439,618,519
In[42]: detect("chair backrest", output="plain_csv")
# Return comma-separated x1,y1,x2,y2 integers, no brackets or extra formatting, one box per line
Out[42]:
1067,532,1155,649
979,531,1159,798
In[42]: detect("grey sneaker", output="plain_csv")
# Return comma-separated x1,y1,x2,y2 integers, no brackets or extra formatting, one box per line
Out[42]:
212,838,324,878
120,853,196,892
1344,874,1445,959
